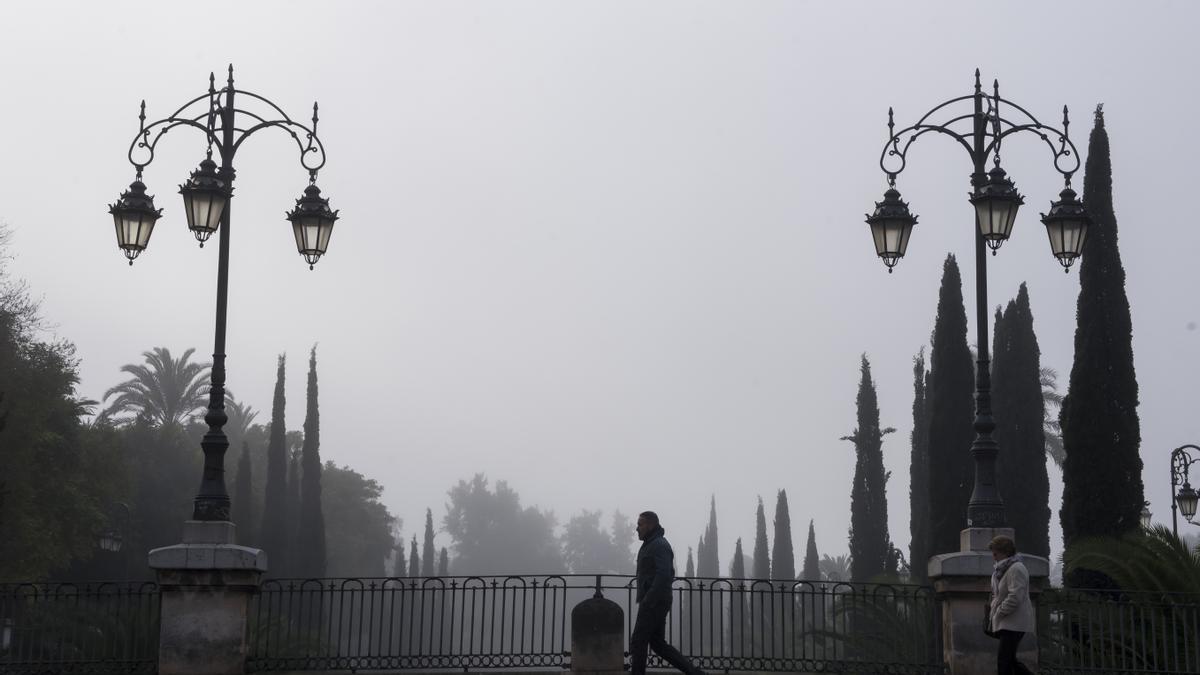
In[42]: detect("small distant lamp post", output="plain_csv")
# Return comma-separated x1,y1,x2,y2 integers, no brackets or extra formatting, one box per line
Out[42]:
107,67,338,524
866,70,1089,529
1172,444,1200,536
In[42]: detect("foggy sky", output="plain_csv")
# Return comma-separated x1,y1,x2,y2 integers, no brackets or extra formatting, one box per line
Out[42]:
2,1,1197,571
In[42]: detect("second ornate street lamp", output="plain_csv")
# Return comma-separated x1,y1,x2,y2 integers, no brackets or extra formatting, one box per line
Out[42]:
866,70,1090,530
1170,444,1200,536
107,66,339,523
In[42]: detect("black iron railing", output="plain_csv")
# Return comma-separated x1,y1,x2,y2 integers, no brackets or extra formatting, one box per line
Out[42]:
1038,588,1200,674
0,581,159,674
245,575,944,673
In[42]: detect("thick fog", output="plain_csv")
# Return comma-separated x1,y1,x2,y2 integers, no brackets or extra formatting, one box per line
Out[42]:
2,1,1197,570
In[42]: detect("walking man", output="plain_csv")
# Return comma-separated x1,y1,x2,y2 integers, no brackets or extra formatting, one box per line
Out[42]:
631,511,705,675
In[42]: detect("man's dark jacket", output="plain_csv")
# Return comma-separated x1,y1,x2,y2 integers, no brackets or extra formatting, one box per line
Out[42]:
636,526,675,609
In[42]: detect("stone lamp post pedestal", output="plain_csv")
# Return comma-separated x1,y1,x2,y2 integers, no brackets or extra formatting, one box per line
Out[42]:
928,527,1048,675
149,521,267,675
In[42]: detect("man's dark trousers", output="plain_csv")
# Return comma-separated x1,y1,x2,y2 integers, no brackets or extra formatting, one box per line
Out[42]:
629,601,702,675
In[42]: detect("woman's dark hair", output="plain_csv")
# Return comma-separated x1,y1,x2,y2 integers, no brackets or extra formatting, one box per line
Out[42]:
988,535,1017,557
639,511,660,526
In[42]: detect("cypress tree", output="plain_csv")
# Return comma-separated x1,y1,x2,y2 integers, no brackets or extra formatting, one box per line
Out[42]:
1061,107,1143,578
260,355,289,575
926,255,976,555
408,536,420,577
698,496,719,577
285,447,301,575
696,536,706,576
296,346,327,578
992,284,1050,558
908,350,931,580
844,356,895,581
771,489,795,580
752,498,770,580
438,547,449,576
392,540,407,577
422,508,436,576
233,441,255,542
730,538,745,578
802,520,820,581
685,547,695,577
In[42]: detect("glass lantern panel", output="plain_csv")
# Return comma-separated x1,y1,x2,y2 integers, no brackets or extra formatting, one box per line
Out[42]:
316,219,334,253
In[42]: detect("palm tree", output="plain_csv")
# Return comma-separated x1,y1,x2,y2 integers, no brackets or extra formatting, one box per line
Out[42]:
819,554,852,582
1041,366,1065,468
102,347,211,428
1065,525,1200,593
224,397,259,442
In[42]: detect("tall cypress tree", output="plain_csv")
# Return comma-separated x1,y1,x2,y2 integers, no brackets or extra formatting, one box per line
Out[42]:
802,520,820,581
992,284,1050,558
260,355,289,575
730,538,745,578
926,255,976,555
844,356,895,581
408,536,420,577
422,508,436,576
438,547,449,576
696,536,706,576
685,548,695,577
908,350,931,580
698,496,719,577
284,448,301,576
1061,107,1143,576
752,498,770,580
233,441,255,542
771,490,795,580
296,346,327,578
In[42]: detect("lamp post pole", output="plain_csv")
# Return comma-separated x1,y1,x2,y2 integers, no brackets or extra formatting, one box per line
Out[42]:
108,66,340,524
1170,444,1200,537
866,69,1089,531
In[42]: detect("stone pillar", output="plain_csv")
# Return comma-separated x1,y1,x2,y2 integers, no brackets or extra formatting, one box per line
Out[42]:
571,591,624,675
149,520,267,675
928,527,1048,675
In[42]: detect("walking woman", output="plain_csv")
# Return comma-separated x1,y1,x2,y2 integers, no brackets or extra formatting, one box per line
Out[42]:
988,535,1035,675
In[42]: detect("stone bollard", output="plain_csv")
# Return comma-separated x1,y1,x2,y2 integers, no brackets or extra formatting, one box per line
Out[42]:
149,520,267,675
928,527,1048,675
571,587,625,675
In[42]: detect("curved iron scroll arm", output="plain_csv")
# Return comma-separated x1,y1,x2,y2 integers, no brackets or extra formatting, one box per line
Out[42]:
879,91,1080,184
1172,444,1200,486
125,84,326,176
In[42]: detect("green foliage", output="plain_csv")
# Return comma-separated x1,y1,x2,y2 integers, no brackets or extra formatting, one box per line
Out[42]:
421,508,436,576
771,489,795,580
908,350,931,581
697,496,719,577
802,520,820,581
926,254,975,556
323,461,397,577
1064,525,1200,594
233,440,255,539
0,233,127,580
100,347,210,428
992,284,1050,558
260,355,290,577
442,474,563,575
1061,107,1144,574
730,537,745,578
752,497,770,579
561,509,631,573
843,355,895,581
296,346,327,579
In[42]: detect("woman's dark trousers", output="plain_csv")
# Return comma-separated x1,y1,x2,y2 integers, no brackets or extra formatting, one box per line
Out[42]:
629,602,703,675
996,629,1034,675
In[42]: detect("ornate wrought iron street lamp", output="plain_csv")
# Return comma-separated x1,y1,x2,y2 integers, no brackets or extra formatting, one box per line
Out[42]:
106,67,339,523
1170,444,1200,536
866,70,1090,530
